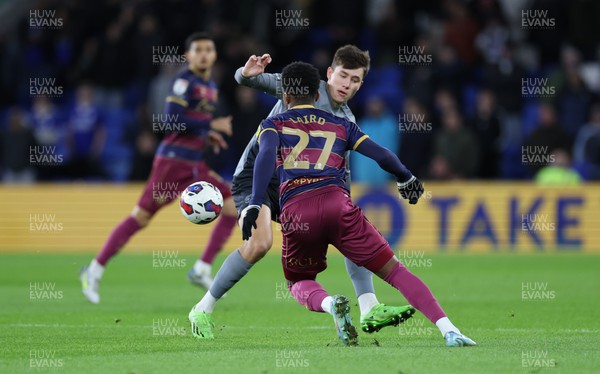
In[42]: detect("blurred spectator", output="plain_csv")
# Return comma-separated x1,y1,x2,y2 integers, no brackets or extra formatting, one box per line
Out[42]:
524,103,572,175
573,103,600,180
441,0,480,67
429,108,479,179
469,89,502,178
552,46,591,138
535,148,581,185
480,43,525,115
475,17,509,65
65,84,106,180
128,105,157,181
94,22,130,107
1,108,36,183
432,44,466,95
352,96,399,184
399,96,435,177
230,86,267,162
133,13,161,84
28,97,68,180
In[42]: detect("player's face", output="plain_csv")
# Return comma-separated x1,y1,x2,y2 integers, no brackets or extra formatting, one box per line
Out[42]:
186,39,217,71
326,65,364,105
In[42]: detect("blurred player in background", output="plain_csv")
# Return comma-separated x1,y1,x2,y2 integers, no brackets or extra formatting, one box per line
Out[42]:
243,61,476,347
80,32,238,304
189,45,415,339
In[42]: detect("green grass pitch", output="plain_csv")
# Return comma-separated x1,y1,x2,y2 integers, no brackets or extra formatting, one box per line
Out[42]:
1,252,599,373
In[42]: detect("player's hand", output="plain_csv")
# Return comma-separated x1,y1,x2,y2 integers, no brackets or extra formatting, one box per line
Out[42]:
207,130,228,154
210,115,233,136
241,205,261,240
241,54,272,78
397,176,424,205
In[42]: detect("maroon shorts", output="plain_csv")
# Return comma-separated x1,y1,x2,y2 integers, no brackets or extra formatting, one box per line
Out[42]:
280,185,394,283
137,156,232,215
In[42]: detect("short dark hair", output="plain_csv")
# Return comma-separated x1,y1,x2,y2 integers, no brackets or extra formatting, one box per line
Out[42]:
185,32,213,51
281,61,320,100
331,45,370,79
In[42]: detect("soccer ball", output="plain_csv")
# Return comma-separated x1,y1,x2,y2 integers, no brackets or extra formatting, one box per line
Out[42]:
179,181,224,224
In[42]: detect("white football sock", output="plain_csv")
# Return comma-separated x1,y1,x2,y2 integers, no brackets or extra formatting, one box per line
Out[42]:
193,260,211,275
88,259,104,280
357,293,379,317
435,317,460,337
194,291,218,313
321,296,333,314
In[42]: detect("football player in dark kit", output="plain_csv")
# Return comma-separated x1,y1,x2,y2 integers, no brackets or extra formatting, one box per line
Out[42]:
80,33,238,303
243,61,477,347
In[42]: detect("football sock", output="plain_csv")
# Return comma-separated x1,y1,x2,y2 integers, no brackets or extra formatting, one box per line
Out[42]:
345,257,376,297
200,214,237,264
88,259,104,280
208,249,252,299
383,262,446,324
194,291,218,313
357,293,379,317
96,216,141,266
192,260,211,275
290,280,329,312
435,317,460,337
321,296,333,315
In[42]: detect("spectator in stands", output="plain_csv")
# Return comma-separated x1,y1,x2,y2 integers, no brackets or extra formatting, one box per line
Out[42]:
535,148,582,185
441,0,480,67
128,104,158,181
429,108,479,179
524,103,572,176
573,103,600,180
230,86,267,162
480,42,524,115
469,88,502,178
554,46,592,138
28,97,67,180
1,108,36,183
351,96,399,184
399,96,435,177
65,84,106,180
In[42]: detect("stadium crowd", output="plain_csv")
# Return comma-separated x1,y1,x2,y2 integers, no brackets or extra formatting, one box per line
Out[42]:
1,0,599,183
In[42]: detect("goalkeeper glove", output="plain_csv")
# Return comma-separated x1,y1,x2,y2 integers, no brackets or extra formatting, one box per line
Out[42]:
397,176,424,204
241,205,261,240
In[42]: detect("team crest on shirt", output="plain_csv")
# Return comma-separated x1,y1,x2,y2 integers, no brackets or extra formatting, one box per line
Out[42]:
173,78,189,95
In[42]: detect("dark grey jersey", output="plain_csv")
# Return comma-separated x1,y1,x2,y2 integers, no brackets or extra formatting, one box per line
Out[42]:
232,67,356,186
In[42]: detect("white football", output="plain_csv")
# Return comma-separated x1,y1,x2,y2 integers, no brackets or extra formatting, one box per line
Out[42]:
179,181,224,224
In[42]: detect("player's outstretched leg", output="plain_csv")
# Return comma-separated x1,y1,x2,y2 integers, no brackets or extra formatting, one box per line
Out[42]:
344,257,415,333
289,280,358,346
378,259,477,347
188,197,238,289
80,206,150,304
189,205,273,339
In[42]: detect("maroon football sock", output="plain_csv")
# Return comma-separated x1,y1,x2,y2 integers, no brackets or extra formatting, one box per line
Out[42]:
383,263,446,323
96,216,141,266
290,280,329,312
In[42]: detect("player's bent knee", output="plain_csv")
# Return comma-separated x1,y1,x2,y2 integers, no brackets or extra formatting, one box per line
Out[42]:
243,236,272,263
131,206,152,228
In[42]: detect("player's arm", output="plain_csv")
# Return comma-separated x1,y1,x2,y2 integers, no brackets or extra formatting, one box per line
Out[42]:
234,54,282,99
353,135,424,205
241,122,279,240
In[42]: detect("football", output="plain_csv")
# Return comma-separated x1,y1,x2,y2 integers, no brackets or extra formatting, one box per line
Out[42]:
179,181,224,224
